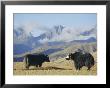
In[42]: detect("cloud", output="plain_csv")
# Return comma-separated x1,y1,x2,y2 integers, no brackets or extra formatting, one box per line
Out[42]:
14,21,51,37
14,20,96,43
39,26,96,43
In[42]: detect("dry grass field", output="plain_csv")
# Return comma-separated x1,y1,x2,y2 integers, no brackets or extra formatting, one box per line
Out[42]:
13,52,97,75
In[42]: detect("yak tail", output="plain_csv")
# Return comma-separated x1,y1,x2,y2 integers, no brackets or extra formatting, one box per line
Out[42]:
24,55,28,69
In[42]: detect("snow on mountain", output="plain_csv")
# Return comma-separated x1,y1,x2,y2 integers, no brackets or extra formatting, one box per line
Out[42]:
14,25,96,44
38,25,96,43
72,37,96,43
14,25,97,55
80,25,96,36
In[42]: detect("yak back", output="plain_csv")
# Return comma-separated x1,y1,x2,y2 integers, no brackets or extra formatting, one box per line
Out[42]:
24,53,50,65
70,52,94,65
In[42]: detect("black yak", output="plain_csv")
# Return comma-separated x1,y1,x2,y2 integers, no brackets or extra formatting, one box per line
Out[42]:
24,53,50,69
66,51,95,70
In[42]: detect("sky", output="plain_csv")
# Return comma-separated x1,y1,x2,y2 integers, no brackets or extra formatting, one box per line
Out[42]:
14,13,97,37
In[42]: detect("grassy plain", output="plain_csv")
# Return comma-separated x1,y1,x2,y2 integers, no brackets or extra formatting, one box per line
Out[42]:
13,52,97,75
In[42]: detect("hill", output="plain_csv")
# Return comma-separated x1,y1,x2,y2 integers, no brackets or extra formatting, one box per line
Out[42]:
14,42,96,62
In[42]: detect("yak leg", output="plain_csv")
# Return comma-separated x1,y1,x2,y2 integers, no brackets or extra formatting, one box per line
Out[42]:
35,63,42,68
39,63,42,67
87,62,92,71
87,66,91,70
26,64,29,70
36,65,39,67
26,61,30,70
74,63,78,70
78,67,81,70
87,63,91,70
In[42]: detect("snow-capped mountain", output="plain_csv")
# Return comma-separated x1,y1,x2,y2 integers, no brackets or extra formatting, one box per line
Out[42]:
38,25,96,43
80,26,96,36
14,25,97,55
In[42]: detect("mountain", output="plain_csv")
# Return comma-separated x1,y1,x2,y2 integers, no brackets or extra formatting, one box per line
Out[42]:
14,42,97,62
80,27,96,36
72,37,96,43
14,44,32,55
37,25,65,42
41,48,63,55
14,25,97,55
49,42,97,61
54,25,64,35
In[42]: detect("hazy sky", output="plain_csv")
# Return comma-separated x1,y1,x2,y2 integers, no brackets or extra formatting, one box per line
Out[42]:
14,13,97,37
14,13,96,27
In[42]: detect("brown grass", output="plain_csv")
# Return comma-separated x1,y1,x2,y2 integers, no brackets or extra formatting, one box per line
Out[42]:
13,53,97,75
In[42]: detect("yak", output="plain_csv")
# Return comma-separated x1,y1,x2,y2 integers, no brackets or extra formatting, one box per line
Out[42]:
66,51,95,70
24,53,50,69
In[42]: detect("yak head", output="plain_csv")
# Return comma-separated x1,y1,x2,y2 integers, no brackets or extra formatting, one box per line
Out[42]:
65,53,73,60
66,52,81,60
45,55,50,62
